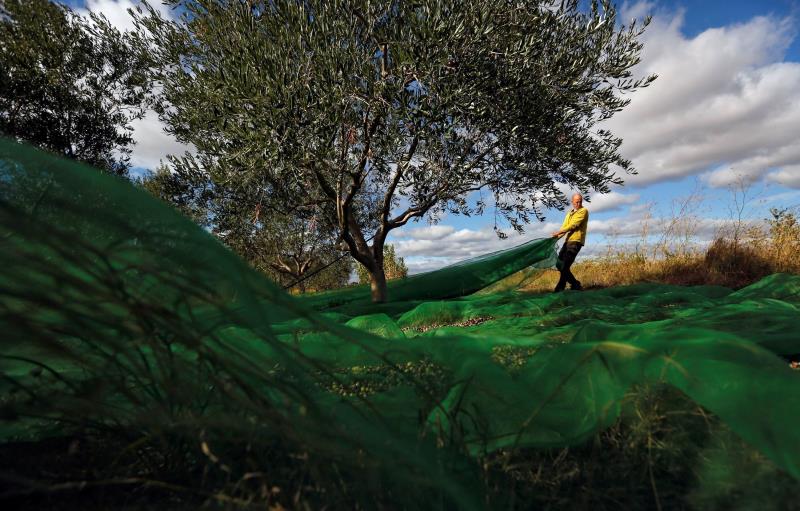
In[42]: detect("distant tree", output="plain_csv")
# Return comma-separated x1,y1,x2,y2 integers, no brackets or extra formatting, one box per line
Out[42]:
248,213,353,293
136,0,655,301
140,164,214,227
0,0,150,175
141,167,351,292
357,244,408,285
294,253,353,293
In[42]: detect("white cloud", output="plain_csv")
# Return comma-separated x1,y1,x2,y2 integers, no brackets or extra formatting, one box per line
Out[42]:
404,256,460,274
585,191,640,213
760,188,800,204
393,231,494,259
390,222,560,272
78,0,173,32
392,224,455,240
128,110,193,170
621,1,657,23
75,2,189,170
581,210,754,245
588,216,636,237
392,205,761,272
605,6,800,189
705,138,800,187
767,165,800,188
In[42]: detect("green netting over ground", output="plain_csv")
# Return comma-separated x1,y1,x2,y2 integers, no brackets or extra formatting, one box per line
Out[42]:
298,237,557,312
2,139,800,507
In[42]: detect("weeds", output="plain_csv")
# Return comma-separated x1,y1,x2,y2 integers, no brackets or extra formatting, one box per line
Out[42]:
524,209,800,293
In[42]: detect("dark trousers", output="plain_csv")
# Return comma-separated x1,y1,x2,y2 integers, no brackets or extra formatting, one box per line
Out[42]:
555,241,582,291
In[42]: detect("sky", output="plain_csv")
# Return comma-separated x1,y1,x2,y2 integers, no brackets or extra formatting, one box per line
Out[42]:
69,0,800,273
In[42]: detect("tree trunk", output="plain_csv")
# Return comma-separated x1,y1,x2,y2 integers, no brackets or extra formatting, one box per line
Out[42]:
368,235,388,302
369,264,388,303
294,258,306,293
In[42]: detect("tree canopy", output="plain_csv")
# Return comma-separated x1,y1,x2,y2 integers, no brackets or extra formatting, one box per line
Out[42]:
136,0,655,301
0,0,150,175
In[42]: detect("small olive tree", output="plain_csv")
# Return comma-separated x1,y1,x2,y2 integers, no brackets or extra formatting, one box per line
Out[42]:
248,213,353,293
142,165,351,292
136,0,655,301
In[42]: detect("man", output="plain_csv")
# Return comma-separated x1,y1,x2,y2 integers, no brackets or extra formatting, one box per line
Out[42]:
551,193,588,292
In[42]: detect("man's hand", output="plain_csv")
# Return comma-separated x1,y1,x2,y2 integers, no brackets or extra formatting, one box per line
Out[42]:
551,231,563,238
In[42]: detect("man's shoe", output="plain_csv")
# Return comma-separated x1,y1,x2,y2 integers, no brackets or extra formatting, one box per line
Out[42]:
572,282,583,291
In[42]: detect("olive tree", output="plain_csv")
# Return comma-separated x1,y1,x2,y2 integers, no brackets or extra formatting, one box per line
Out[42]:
136,0,655,301
0,0,151,175
142,164,351,292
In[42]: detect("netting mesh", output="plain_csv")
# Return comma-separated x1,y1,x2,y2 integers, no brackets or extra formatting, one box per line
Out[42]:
2,139,800,506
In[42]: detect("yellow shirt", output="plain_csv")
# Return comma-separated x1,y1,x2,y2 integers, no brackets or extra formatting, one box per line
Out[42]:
560,207,588,244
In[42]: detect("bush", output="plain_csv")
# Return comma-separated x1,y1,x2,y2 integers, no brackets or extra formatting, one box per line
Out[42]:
704,238,772,287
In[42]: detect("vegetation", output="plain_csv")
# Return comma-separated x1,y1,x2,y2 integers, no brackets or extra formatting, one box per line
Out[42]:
523,207,800,293
4,141,800,508
356,243,407,284
141,164,352,292
0,0,150,175
134,0,655,302
4,1,800,510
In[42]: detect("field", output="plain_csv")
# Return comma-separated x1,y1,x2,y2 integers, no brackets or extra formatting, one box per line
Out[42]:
3,0,799,508
2,143,800,510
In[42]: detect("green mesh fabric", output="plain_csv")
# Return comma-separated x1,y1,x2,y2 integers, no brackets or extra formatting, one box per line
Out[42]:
298,236,557,313
2,139,800,505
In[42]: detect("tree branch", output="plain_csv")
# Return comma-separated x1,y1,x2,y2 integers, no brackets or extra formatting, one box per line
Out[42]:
377,132,420,242
336,111,383,263
388,178,489,229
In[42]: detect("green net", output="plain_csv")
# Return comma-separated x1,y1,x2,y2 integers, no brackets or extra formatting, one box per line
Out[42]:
2,139,800,507
298,237,557,313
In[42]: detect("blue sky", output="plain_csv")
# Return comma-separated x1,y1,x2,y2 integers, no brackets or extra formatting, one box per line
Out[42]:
72,0,800,272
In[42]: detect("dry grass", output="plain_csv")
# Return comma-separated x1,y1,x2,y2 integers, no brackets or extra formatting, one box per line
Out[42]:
523,209,800,293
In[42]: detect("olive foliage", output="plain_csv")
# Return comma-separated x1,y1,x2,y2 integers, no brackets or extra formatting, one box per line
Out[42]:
136,0,655,301
0,0,151,175
141,166,351,292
